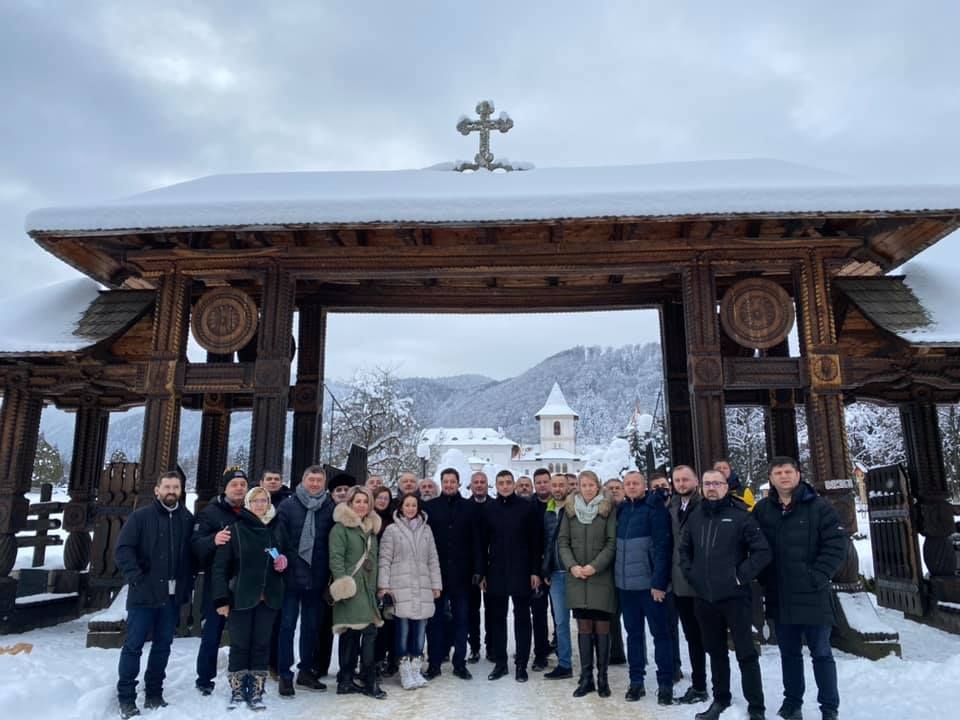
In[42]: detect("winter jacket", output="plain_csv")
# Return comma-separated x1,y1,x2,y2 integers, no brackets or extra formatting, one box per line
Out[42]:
614,492,672,592
754,481,847,626
425,493,480,593
541,497,564,577
115,499,194,609
191,495,243,603
210,508,285,612
679,495,771,603
269,485,293,509
558,494,617,613
379,512,443,620
668,491,702,597
328,503,383,633
276,491,335,591
480,492,543,597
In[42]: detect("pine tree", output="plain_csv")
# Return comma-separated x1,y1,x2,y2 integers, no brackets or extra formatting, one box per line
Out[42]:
33,433,65,489
109,448,129,464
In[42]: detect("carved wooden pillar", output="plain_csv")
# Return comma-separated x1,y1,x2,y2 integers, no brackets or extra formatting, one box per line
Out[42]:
682,261,727,473
900,398,960,605
196,392,230,510
291,299,326,488
248,266,294,483
139,271,190,502
63,399,109,571
764,342,799,461
0,373,43,578
660,300,696,468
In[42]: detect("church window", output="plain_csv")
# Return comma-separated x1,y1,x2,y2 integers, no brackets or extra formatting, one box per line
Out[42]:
553,421,561,436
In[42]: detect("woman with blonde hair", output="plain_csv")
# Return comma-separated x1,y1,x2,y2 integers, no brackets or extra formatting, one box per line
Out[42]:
557,469,617,698
329,486,386,699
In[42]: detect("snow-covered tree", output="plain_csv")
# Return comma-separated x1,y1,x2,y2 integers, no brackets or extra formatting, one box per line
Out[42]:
845,402,904,469
231,445,249,472
33,433,65,489
109,448,129,464
725,407,767,491
938,404,960,500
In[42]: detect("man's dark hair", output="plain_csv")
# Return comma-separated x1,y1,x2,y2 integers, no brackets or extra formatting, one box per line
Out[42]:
565,473,577,481
495,469,515,481
156,471,182,486
767,456,799,475
301,464,326,482
440,467,460,481
261,468,282,479
532,467,551,480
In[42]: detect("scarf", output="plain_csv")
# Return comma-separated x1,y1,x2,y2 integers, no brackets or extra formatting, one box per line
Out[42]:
574,493,604,524
295,483,329,565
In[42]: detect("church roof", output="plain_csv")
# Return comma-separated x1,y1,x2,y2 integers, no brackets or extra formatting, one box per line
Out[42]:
421,427,519,447
535,382,579,419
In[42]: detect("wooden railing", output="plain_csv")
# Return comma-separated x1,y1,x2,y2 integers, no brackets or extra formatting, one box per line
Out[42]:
18,484,64,568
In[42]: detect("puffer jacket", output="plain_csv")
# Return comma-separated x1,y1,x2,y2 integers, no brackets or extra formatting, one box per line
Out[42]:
558,494,617,614
614,491,672,592
378,511,442,620
329,503,383,633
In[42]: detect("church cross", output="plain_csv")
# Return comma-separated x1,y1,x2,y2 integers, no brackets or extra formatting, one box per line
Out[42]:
455,100,518,172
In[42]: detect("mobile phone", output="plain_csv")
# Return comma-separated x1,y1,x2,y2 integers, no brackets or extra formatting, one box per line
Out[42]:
265,547,280,560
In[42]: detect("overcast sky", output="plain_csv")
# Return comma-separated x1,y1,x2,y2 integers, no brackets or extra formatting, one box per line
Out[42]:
3,1,960,380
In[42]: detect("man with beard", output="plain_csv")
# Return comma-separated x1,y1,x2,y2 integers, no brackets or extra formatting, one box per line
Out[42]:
192,467,248,696
669,465,709,705
419,477,439,501
541,472,573,679
467,471,491,663
516,476,534,498
115,472,194,719
479,470,543,683
424,467,480,680
680,470,771,720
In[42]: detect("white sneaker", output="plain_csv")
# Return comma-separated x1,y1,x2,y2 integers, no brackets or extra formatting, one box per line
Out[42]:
411,656,428,688
399,657,416,690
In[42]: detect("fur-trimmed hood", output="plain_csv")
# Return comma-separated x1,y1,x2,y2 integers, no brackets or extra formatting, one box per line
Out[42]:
333,501,383,535
563,492,613,519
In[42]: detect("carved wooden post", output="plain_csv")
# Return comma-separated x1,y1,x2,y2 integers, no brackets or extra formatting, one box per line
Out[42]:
900,398,960,609
63,399,109,571
291,299,326,487
660,300,696,468
0,372,43,584
195,392,230,510
764,342,800,461
248,266,294,483
682,261,727,473
139,271,190,500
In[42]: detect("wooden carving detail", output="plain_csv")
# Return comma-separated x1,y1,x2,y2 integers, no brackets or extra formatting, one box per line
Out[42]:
192,287,258,355
720,278,795,350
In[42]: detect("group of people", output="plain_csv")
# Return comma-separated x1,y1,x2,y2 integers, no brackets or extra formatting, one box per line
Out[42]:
113,455,847,720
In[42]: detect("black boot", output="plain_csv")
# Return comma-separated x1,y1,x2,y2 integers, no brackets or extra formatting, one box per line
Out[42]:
336,632,361,695
696,699,732,720
573,633,596,697
359,630,387,699
595,633,611,698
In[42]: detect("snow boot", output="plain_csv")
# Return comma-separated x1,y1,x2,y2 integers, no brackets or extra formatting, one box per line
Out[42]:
411,656,428,688
226,671,245,711
143,694,167,709
595,633,611,698
399,657,416,690
118,700,140,719
573,633,596,697
248,671,267,711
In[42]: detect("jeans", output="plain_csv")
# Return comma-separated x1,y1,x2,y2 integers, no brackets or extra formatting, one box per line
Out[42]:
117,596,178,703
531,584,550,661
227,603,277,672
278,587,321,680
619,588,675,688
548,571,572,669
486,593,531,667
696,596,764,714
195,599,226,687
776,623,839,713
395,617,427,657
428,590,470,669
676,594,707,692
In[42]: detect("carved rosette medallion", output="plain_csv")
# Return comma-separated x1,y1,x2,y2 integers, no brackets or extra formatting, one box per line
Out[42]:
691,356,723,386
192,288,258,355
809,354,842,388
720,278,795,350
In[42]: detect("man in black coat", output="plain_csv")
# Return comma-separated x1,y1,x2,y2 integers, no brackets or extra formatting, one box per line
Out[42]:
680,469,771,720
261,467,293,508
754,457,847,720
527,467,552,671
192,466,248,695
479,469,543,683
114,471,194,719
467,470,491,663
275,465,336,696
424,467,480,680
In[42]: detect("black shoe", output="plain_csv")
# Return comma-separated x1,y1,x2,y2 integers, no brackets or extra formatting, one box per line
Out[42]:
278,676,295,697
573,675,596,698
467,650,480,664
196,681,215,696
531,656,548,671
361,678,387,700
515,666,528,683
487,664,509,681
748,712,766,720
678,686,710,704
296,670,327,691
625,685,645,702
658,687,674,706
143,695,168,709
452,666,473,680
696,700,732,720
336,680,358,695
777,702,803,720
118,701,140,719
424,664,442,680
382,661,399,678
544,665,573,679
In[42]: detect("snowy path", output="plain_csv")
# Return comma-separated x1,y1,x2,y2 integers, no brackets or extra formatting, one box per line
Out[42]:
1,601,959,720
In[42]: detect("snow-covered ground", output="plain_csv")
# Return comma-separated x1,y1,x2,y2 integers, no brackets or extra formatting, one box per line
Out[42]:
1,597,959,720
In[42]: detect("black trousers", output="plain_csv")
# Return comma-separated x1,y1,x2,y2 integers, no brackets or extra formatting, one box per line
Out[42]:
676,594,707,692
468,585,489,655
530,589,550,661
228,603,278,672
695,596,764,713
312,604,334,676
486,593,532,668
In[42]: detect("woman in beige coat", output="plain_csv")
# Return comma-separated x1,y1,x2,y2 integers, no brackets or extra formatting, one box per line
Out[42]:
378,492,442,690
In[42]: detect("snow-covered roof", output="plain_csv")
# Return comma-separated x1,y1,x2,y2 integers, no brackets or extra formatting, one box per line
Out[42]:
25,159,960,234
535,382,579,419
897,260,960,345
0,278,102,353
421,427,519,447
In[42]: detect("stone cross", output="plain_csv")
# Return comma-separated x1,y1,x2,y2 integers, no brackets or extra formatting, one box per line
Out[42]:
455,100,519,172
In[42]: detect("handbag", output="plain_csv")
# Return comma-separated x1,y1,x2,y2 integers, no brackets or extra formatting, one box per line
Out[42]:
327,533,372,604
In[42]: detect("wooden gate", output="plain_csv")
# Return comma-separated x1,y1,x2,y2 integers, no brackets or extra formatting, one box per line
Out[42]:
866,463,926,616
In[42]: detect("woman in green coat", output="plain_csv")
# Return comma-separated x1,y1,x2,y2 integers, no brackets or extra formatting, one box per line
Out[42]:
329,485,385,699
558,469,617,699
